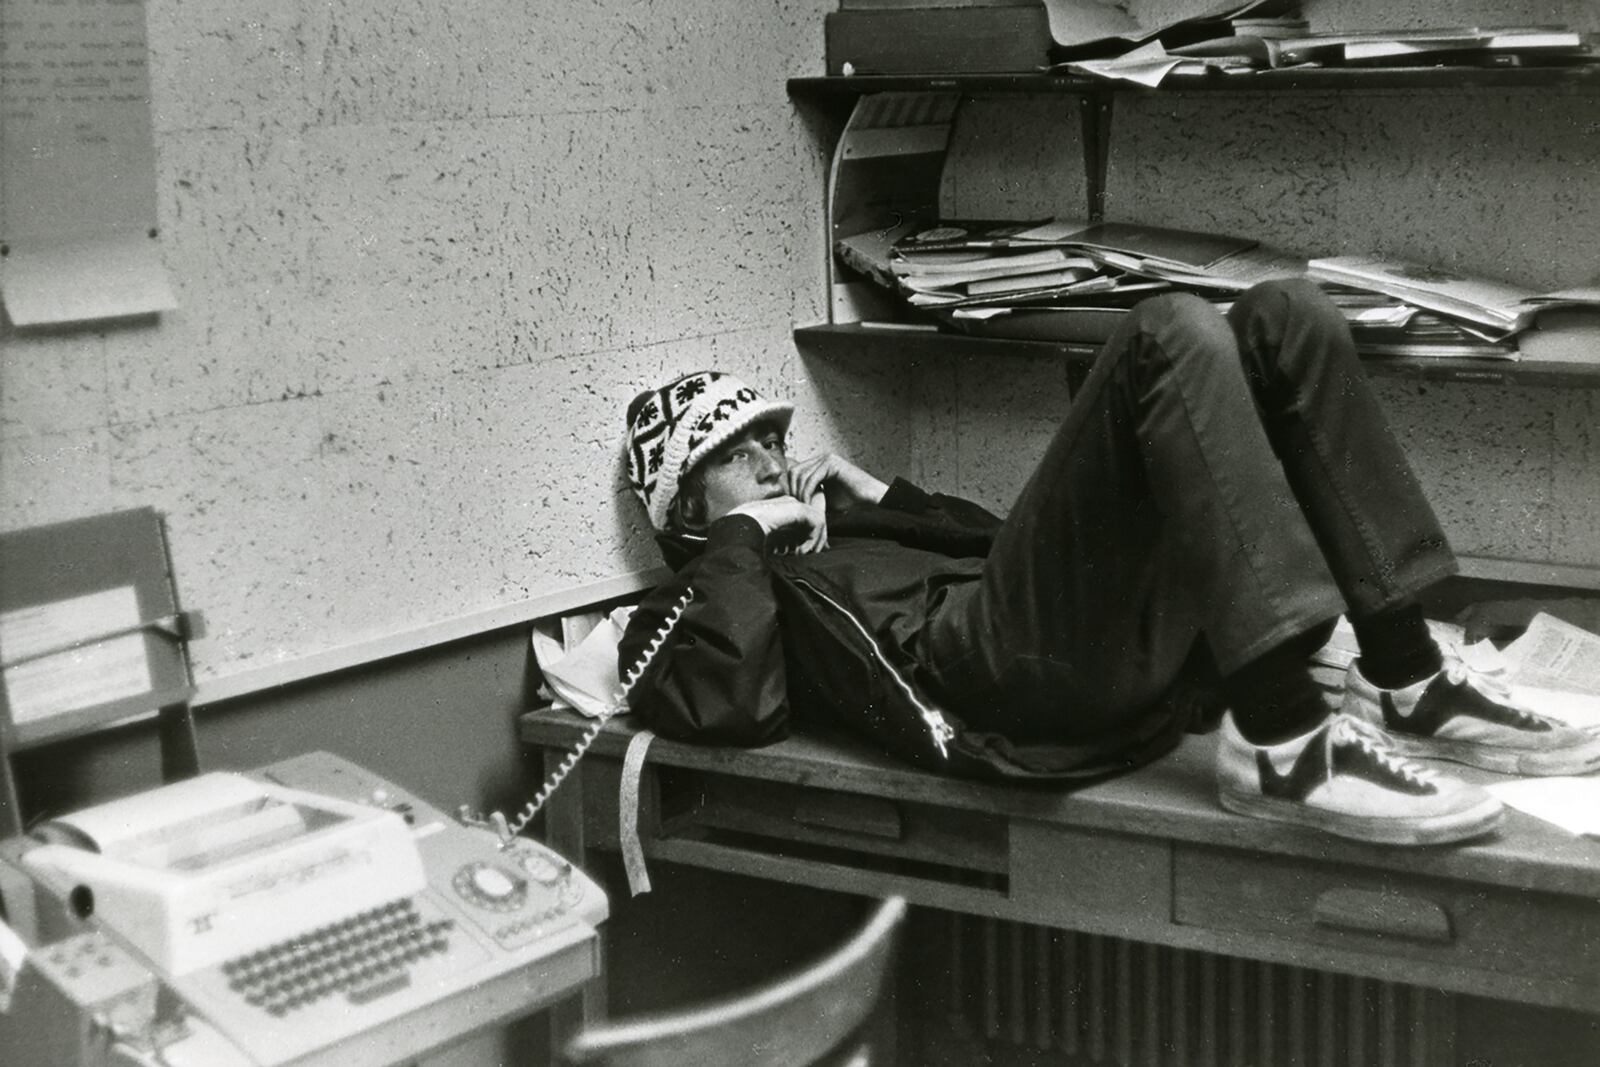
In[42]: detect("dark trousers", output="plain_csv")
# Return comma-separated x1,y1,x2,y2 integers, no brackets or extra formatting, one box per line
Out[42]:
925,279,1457,742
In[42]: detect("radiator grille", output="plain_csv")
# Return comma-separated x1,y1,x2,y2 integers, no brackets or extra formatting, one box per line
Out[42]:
948,915,1457,1067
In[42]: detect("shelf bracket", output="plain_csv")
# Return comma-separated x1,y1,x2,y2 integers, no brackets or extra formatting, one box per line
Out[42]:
1079,90,1113,222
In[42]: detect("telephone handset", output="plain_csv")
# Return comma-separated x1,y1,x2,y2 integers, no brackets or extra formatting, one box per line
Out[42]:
460,588,695,844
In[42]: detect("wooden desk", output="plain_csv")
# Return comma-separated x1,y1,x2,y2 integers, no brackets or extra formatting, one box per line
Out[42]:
520,710,1600,1015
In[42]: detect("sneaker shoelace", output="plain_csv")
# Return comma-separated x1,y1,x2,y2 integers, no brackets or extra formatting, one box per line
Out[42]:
1437,646,1554,730
1327,715,1438,789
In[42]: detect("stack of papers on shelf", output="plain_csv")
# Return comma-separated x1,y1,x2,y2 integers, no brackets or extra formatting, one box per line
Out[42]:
1309,257,1600,335
888,219,1113,309
893,246,1107,307
884,217,1300,341
892,218,1305,300
1049,4,1594,86
1325,289,1519,359
1039,221,1307,290
834,218,1592,361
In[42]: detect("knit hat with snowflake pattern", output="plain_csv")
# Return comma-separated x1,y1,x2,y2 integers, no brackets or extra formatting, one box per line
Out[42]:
624,371,794,531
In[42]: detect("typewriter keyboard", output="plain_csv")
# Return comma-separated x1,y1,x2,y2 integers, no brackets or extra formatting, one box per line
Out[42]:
221,898,453,1016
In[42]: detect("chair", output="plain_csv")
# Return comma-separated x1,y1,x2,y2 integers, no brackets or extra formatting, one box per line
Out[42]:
563,895,907,1067
1,508,204,837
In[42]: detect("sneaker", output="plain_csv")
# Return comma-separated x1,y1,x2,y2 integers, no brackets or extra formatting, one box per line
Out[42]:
1216,713,1503,845
1343,654,1600,776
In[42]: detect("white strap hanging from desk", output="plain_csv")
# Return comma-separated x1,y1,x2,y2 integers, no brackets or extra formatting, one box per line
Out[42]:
619,729,656,896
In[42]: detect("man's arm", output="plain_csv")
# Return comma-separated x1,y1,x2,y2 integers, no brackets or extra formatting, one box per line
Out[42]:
619,515,791,746
879,477,1003,533
820,473,1002,558
786,453,1001,537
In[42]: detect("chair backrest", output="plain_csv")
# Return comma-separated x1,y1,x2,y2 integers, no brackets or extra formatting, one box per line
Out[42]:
564,895,907,1067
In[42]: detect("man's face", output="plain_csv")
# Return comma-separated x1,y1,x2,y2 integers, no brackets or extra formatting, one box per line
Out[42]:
698,423,790,523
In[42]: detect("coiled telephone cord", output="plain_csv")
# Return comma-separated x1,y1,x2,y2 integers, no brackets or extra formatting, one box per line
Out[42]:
458,588,694,845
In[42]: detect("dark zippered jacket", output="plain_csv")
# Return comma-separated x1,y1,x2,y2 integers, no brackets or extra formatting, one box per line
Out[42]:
618,478,1192,782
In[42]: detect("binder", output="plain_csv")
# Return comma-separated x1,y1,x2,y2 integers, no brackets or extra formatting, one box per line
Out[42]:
825,5,1053,75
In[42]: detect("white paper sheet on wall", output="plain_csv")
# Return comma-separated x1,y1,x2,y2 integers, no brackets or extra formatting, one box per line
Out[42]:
0,233,174,325
0,0,175,324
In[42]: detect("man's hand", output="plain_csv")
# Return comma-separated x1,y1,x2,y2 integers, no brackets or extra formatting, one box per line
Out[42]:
726,495,828,555
784,454,889,514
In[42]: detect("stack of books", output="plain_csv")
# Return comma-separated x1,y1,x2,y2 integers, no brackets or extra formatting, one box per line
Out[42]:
888,221,1109,309
1322,290,1518,359
1308,256,1600,358
882,218,1308,296
839,218,1304,340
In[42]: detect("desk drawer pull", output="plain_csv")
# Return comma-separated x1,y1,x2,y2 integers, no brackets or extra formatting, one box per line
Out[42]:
792,793,904,840
1312,888,1453,944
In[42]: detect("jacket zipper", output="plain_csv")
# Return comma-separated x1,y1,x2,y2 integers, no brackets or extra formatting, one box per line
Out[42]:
793,577,955,759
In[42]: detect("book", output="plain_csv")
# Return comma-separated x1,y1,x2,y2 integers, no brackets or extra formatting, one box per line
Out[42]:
945,304,1134,344
964,265,1099,296
893,247,1091,277
908,272,1114,308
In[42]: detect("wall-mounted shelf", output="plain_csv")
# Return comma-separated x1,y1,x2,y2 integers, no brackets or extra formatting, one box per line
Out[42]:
791,65,1600,388
788,65,1600,103
794,323,1600,389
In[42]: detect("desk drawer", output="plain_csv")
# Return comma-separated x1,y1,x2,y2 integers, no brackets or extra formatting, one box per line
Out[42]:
1174,845,1600,988
655,768,1009,884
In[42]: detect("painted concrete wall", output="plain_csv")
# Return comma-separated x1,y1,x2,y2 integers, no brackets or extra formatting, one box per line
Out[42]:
912,0,1600,572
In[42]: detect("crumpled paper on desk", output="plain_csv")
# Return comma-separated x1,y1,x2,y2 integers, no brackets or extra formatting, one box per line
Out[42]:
531,606,635,718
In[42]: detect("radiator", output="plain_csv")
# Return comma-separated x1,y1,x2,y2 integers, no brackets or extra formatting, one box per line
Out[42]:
946,914,1458,1067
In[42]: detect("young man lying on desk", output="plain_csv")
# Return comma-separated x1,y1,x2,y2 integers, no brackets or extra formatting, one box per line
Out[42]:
618,279,1600,848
